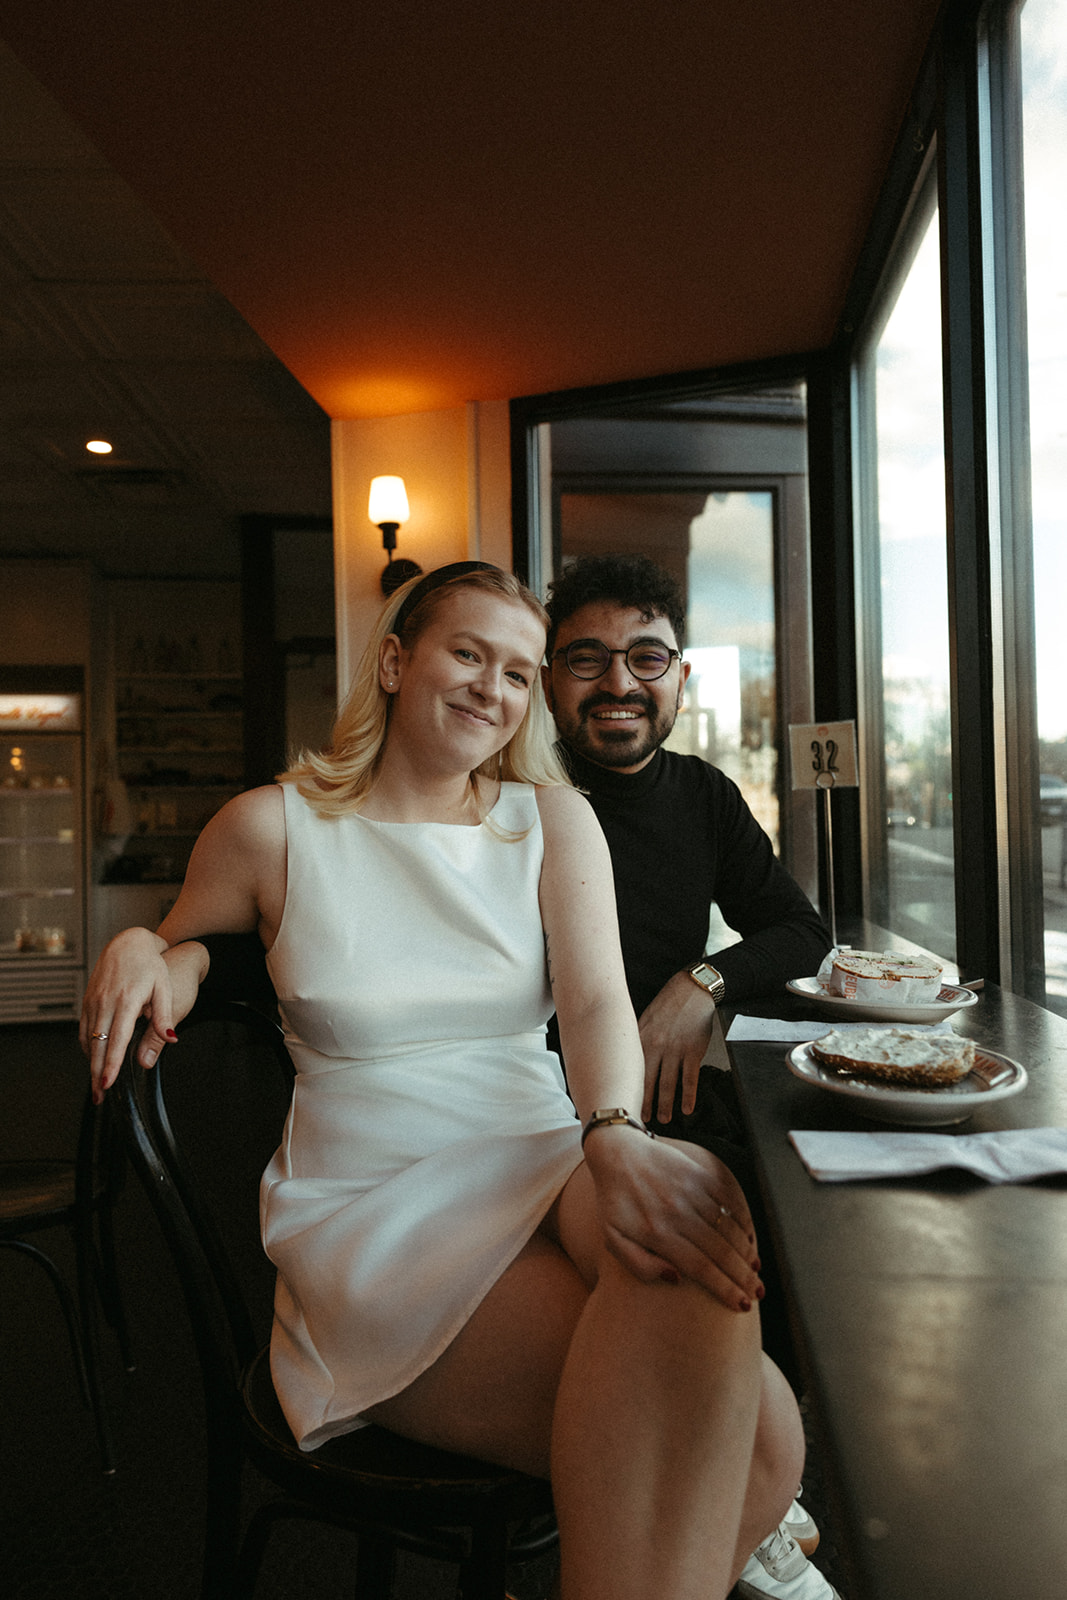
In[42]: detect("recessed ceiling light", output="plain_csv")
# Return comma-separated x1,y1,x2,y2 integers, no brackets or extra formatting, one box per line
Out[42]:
85,439,113,455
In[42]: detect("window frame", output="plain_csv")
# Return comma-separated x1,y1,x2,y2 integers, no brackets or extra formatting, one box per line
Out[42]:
508,0,1058,1002
509,359,825,900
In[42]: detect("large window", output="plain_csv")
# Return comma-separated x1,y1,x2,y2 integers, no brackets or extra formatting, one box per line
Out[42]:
854,186,957,960
1019,0,1067,1011
512,0,1067,1004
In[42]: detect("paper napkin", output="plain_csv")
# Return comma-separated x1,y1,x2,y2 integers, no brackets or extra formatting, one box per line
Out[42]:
789,1126,1067,1183
727,1016,953,1043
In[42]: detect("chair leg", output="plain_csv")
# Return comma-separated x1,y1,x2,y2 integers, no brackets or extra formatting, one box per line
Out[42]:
457,1518,510,1600
93,1196,136,1371
354,1530,398,1598
73,1217,117,1474
233,1501,282,1600
200,1429,245,1600
0,1238,92,1406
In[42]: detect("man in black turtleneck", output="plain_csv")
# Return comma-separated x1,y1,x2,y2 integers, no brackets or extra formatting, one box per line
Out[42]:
542,553,830,1143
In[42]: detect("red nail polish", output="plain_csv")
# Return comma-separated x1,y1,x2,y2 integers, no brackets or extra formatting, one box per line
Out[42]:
755,1283,766,1301
739,1297,752,1313
660,1266,680,1284
165,1029,178,1041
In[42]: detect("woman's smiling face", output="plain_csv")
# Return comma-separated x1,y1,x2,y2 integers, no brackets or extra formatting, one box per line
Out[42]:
383,587,547,772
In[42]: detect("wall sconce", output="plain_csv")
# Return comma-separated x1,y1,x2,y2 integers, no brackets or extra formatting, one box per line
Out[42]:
369,475,423,596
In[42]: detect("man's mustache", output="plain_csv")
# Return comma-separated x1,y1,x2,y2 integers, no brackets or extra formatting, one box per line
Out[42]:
578,691,654,720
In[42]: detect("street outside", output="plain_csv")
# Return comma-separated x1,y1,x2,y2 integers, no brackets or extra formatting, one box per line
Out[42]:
887,825,1067,1018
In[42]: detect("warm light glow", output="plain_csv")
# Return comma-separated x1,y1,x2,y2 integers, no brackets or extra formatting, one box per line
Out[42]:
85,439,113,454
0,696,82,732
368,475,410,527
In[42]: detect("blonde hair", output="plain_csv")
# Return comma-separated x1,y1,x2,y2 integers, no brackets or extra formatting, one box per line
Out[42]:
280,564,570,819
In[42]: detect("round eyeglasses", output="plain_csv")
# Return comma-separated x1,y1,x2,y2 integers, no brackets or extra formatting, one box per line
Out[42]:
552,640,682,681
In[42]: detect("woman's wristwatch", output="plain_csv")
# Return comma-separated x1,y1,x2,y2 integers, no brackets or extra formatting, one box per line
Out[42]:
580,1107,655,1148
687,959,726,1004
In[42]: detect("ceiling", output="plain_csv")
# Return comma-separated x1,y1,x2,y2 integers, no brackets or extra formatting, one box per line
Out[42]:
0,0,941,577
0,38,332,578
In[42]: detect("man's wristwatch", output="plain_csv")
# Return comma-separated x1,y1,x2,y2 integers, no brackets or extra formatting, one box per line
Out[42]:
686,959,726,1005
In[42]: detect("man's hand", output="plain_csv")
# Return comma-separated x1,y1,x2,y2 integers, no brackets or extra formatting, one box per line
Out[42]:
638,969,718,1123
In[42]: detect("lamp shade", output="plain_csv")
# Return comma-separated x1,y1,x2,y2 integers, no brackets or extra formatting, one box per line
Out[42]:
368,476,410,527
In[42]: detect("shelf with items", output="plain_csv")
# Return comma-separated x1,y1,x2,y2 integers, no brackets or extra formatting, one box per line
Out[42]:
105,775,243,887
0,721,84,992
104,579,245,891
0,886,77,959
117,676,242,711
118,628,239,678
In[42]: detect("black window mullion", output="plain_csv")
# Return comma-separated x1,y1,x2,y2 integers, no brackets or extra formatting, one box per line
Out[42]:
806,354,864,925
982,0,1045,1000
937,5,1001,984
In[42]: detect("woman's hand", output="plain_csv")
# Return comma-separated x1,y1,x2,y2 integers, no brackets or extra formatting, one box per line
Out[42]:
80,930,207,1103
582,1127,763,1314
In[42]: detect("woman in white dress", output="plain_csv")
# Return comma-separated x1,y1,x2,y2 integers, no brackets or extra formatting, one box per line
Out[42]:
82,562,806,1600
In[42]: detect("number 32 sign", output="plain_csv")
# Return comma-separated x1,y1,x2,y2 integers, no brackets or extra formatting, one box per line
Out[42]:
788,720,858,790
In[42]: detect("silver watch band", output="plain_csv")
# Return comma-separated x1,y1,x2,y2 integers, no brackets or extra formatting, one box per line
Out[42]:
687,960,726,1004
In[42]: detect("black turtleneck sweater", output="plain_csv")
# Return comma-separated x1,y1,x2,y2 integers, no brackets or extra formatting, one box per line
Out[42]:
562,745,830,1015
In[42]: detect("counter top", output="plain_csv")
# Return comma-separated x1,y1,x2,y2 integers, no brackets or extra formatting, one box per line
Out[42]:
727,985,1067,1600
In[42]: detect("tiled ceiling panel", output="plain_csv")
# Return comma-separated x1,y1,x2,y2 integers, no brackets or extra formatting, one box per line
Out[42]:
0,40,331,579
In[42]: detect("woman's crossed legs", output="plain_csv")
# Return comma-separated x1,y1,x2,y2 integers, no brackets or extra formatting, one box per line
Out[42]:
364,1148,804,1600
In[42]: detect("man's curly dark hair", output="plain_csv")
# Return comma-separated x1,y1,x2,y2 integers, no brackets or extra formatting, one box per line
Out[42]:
544,554,686,659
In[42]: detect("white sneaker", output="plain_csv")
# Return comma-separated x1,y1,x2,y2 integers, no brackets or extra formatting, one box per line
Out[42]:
781,1495,819,1556
735,1527,842,1600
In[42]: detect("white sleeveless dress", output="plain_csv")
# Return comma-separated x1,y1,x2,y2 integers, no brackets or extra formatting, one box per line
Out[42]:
261,781,584,1451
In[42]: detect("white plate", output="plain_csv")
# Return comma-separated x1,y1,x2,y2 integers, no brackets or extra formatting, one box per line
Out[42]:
786,1041,1027,1126
786,975,979,1024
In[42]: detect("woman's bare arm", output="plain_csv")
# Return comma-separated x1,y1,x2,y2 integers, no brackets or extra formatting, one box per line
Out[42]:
536,785,761,1312
81,785,286,1099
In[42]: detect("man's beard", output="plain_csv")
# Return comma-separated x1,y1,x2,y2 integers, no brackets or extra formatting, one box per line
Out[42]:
559,690,678,770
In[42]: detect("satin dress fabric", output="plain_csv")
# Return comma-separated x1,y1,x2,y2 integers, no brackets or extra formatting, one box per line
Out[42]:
262,781,583,1451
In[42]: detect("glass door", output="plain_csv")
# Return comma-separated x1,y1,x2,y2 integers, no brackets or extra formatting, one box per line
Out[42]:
546,381,817,901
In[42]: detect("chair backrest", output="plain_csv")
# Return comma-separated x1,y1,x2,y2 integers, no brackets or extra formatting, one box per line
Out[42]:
118,1001,295,1397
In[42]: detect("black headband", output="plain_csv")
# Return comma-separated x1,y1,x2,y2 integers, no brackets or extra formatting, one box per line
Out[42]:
391,560,499,635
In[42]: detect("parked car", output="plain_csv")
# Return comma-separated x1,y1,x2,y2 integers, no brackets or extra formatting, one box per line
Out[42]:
886,808,917,828
1039,773,1067,827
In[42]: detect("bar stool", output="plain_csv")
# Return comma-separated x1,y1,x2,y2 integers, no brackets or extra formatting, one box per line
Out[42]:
0,1090,133,1474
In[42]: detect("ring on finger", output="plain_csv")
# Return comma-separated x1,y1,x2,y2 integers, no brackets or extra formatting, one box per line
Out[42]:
90,1030,109,1042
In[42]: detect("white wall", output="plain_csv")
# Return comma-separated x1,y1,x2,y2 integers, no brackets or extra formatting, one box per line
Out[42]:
331,400,512,691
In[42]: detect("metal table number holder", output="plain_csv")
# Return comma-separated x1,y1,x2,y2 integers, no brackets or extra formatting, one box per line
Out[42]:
787,720,858,948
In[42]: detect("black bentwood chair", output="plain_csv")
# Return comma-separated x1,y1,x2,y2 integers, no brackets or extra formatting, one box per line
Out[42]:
118,1000,557,1600
0,1087,133,1474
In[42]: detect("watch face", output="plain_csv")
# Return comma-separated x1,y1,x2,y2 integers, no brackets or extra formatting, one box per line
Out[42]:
690,962,724,998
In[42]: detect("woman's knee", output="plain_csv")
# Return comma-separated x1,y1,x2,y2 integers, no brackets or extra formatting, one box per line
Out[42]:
748,1356,806,1528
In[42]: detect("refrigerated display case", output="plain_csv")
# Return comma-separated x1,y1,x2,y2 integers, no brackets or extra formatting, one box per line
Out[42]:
0,668,87,1023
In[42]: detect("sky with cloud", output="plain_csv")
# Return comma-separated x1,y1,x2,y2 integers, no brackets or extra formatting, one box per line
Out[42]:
871,0,1066,739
